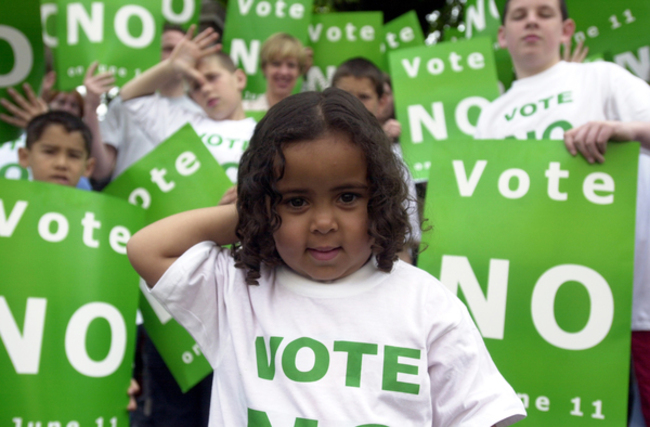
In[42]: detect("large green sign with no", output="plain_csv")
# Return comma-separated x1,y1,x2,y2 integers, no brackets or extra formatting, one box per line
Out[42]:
419,140,639,426
0,179,143,426
49,0,200,91
104,124,232,391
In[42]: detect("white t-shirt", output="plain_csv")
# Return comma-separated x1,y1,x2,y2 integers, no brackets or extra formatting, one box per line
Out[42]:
123,94,256,183
101,94,203,179
476,60,650,330
151,242,527,427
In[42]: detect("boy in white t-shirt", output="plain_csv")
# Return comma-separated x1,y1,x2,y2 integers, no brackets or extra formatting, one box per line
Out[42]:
96,23,205,181
475,0,650,423
127,88,526,427
120,26,256,183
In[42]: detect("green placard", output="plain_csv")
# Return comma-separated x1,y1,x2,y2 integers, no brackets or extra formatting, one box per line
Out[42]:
380,11,425,71
571,1,650,82
222,0,313,101
389,37,500,181
463,0,514,91
103,124,232,392
0,179,143,425
0,0,45,143
418,140,638,426
52,0,200,91
304,12,383,91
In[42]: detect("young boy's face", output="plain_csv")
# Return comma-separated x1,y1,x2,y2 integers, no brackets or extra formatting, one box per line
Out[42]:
334,76,385,118
273,132,374,282
498,0,574,75
19,124,94,187
190,57,246,121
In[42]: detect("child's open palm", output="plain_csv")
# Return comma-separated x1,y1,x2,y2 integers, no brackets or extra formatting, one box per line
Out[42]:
169,25,221,86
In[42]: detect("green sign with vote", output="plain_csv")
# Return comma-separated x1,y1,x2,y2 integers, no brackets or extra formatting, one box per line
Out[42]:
222,0,313,102
419,140,638,426
51,0,200,91
0,179,143,426
389,37,500,181
463,0,514,91
0,0,44,143
104,124,232,391
304,12,383,91
380,11,425,71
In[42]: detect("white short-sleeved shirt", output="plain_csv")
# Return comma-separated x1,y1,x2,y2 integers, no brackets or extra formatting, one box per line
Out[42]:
476,61,650,330
100,94,203,179
123,94,256,182
151,242,527,427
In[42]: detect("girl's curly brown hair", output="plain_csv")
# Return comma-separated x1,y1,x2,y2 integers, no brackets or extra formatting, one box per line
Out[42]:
233,88,411,284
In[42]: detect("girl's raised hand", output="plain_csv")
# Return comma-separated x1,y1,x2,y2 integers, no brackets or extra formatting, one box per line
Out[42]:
169,25,221,86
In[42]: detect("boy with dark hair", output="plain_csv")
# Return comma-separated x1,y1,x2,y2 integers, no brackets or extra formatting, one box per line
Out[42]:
475,0,650,423
332,57,420,264
19,111,95,187
332,57,385,117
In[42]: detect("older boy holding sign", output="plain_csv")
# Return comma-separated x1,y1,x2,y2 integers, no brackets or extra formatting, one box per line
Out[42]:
475,0,650,423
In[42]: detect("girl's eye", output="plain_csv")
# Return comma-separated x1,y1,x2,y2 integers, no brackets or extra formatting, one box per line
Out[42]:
287,197,306,208
340,193,358,204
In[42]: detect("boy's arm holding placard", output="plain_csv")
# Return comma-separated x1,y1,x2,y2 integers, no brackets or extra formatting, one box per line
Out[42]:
128,205,239,287
120,26,220,102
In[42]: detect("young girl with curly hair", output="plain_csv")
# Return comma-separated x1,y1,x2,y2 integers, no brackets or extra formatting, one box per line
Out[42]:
127,88,526,427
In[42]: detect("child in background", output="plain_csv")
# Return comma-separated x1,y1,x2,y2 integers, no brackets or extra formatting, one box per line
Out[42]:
332,58,420,263
18,111,95,187
243,32,307,111
127,88,526,426
16,110,139,409
120,26,255,184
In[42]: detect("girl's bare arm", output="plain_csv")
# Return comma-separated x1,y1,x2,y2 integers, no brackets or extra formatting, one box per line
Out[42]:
127,205,239,287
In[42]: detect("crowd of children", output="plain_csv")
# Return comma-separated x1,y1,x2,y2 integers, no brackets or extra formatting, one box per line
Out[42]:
2,0,650,425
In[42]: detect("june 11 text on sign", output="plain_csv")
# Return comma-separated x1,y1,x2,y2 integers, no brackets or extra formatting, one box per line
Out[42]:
418,139,638,426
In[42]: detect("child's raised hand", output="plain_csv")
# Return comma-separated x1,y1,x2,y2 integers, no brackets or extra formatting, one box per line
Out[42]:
0,83,49,128
218,185,238,206
83,61,115,108
562,39,589,63
169,24,221,87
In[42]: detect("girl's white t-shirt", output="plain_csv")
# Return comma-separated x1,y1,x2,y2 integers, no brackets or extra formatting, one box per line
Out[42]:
151,242,526,427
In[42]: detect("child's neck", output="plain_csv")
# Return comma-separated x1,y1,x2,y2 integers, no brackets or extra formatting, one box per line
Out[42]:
514,56,561,80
